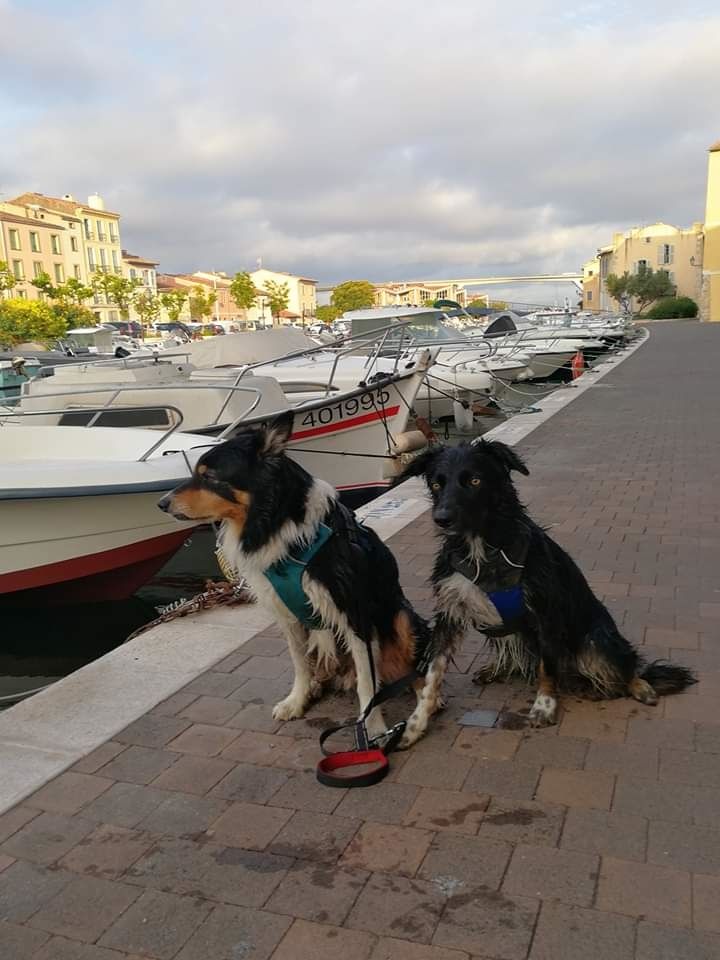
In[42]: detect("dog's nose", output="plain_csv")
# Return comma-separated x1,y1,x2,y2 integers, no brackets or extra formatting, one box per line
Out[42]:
158,495,171,513
433,508,454,528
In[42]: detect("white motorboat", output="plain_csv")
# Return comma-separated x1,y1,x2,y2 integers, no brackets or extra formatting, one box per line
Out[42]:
0,422,214,607
11,334,437,508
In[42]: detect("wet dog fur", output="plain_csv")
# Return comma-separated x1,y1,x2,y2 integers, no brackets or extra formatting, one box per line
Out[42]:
159,413,442,747
396,439,696,726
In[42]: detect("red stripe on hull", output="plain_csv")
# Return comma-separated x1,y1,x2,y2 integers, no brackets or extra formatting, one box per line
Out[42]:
0,530,191,606
290,405,400,441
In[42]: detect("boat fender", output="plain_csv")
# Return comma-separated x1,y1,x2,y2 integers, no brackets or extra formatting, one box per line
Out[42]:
571,350,585,380
391,430,427,454
453,400,474,432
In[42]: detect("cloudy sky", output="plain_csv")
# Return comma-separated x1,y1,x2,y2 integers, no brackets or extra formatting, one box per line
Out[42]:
1,0,718,304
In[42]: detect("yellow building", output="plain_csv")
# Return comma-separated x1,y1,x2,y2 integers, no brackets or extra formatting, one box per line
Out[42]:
0,206,82,297
6,192,124,324
581,257,601,310
701,141,720,322
373,281,468,308
249,268,317,324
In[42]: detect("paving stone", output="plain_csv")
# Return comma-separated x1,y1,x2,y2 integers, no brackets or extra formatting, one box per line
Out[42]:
370,940,469,960
270,737,321,771
115,713,192,748
150,754,235,795
212,649,251,672
418,833,512,891
200,846,292,907
271,918,376,960
479,798,565,848
271,810,359,863
613,777,720,825
125,836,215,894
266,861,369,924
182,671,248,698
560,807,647,861
31,937,129,960
96,745,178,784
209,762,289,803
403,788,488,835
166,722,241,757
0,921,50,958
0,859,74,923
80,782,169,828
502,844,598,906
636,922,720,960
226,703,283,734
433,889,538,960
209,802,292,851
27,874,141,942
267,770,348,814
72,741,127,774
659,747,720,787
150,691,199,717
347,872,446,943
462,758,540,803
175,903,291,959
25,772,114,816
529,901,636,960
58,823,155,879
237,634,288,658
694,874,720,934
514,734,588,770
99,889,212,958
626,715,696,749
596,856,692,927
228,676,292,705
137,791,227,838
451,728,522,761
394,750,473,791
0,806,38,843
648,820,720,876
0,854,14,872
235,655,290,679
535,768,614,810
341,822,432,876
177,694,243,725
221,730,295,766
696,723,720,754
584,741,659,780
335,781,421,825
1,812,95,865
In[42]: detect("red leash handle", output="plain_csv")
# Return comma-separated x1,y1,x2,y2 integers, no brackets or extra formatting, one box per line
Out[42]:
316,748,389,788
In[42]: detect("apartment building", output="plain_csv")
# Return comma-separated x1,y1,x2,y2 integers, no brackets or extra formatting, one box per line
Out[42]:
702,140,720,322
7,192,123,324
249,268,317,323
0,206,80,297
373,281,468,308
581,257,601,310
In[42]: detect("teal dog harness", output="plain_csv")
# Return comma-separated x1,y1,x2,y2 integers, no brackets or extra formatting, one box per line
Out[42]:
263,523,333,627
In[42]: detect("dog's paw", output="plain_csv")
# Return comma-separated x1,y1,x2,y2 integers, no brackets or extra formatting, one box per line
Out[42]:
528,694,558,728
628,678,659,706
272,695,308,721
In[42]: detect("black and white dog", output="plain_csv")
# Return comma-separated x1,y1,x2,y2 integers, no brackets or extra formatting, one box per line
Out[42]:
159,413,443,748
397,439,695,726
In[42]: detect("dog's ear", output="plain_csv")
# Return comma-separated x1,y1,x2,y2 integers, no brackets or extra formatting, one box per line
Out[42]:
479,440,530,476
262,411,294,455
390,446,443,487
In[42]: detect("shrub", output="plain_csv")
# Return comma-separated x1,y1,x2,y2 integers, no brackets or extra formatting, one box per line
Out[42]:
645,296,698,319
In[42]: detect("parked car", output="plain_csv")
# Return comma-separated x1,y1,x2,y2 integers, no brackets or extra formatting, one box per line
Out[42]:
154,322,193,340
105,320,143,337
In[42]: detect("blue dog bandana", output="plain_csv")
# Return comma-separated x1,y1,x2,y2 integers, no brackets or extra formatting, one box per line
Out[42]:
263,523,333,627
487,585,525,625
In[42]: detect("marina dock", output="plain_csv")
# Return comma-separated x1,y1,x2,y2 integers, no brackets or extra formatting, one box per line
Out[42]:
1,321,719,959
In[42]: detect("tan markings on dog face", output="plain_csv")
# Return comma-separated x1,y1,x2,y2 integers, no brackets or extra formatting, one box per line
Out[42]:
169,487,251,534
380,609,417,682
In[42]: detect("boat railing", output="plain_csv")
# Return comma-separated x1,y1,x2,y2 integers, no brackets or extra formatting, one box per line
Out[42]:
0,382,264,461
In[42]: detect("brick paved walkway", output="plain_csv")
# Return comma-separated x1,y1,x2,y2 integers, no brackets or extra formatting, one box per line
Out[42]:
1,321,719,959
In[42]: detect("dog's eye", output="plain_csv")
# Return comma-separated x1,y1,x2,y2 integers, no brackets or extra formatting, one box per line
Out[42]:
470,477,482,486
430,481,441,492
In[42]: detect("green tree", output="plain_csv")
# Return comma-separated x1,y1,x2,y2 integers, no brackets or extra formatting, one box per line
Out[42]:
160,290,189,323
630,266,675,314
229,271,257,311
0,298,69,347
188,285,217,321
263,280,290,323
134,291,161,331
0,261,16,294
51,302,97,329
92,272,142,320
59,277,94,305
316,304,340,324
330,280,375,314
605,272,633,313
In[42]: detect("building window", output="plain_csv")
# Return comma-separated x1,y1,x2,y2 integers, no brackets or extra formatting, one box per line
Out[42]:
54,264,65,283
99,248,108,268
635,259,648,273
112,250,120,272
30,231,41,253
587,290,593,301
96,220,106,241
109,226,119,243
51,234,61,255
108,310,119,322
88,249,96,270
74,264,82,280
143,269,150,284
70,236,79,252
33,261,44,278
16,288,27,299
659,243,674,265
129,268,136,279
84,218,93,239
8,229,21,251
12,259,24,279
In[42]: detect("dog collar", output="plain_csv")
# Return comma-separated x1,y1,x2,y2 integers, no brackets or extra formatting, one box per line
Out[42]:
263,523,333,627
449,543,527,637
